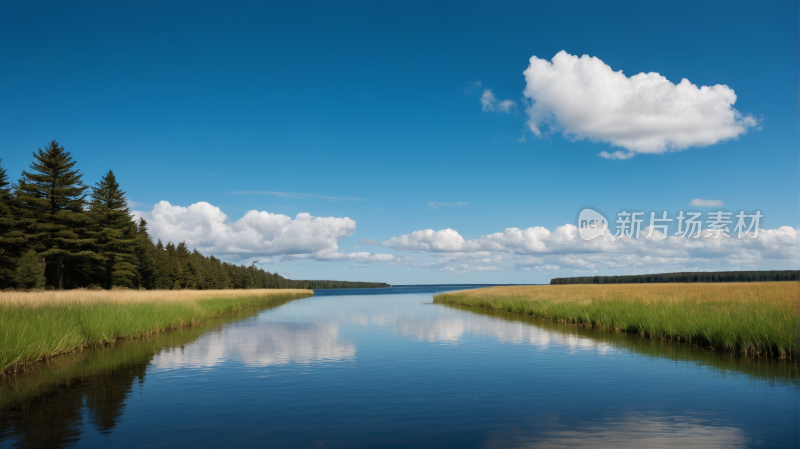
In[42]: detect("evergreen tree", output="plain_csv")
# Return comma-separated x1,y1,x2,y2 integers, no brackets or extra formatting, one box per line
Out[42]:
18,140,88,215
152,239,172,289
175,241,193,288
0,159,10,199
0,159,27,287
88,171,138,288
17,140,95,289
15,249,46,290
133,218,156,289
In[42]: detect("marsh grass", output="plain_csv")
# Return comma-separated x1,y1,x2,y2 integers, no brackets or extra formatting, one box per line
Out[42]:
0,289,312,373
0,306,284,413
434,282,797,358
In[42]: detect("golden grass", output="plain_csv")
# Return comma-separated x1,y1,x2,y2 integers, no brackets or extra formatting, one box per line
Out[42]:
0,288,312,307
0,288,314,373
447,282,797,306
434,282,797,357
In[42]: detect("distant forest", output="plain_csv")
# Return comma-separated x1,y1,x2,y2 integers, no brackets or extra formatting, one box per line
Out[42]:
0,141,389,291
550,270,800,285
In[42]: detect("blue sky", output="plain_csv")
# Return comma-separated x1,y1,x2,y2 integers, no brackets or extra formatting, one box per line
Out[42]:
2,0,798,284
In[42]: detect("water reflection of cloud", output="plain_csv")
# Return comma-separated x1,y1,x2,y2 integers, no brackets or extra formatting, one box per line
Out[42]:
152,322,355,370
483,415,746,448
349,312,611,354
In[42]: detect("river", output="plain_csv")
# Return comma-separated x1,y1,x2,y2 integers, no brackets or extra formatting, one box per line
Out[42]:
1,286,797,448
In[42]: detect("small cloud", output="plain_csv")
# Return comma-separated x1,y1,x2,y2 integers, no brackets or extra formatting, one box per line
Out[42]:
349,265,370,269
690,199,726,207
516,134,527,143
481,89,516,113
464,80,482,93
389,256,414,265
279,271,295,279
599,150,635,160
520,265,561,271
448,264,500,272
314,251,396,262
344,238,378,251
427,202,469,209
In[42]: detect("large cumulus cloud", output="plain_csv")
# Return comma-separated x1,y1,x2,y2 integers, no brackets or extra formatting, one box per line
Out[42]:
133,201,395,262
523,51,759,159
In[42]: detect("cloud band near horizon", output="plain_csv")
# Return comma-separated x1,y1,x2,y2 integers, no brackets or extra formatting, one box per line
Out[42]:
133,200,797,275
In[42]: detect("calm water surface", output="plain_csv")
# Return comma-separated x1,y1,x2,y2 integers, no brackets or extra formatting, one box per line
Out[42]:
1,286,798,448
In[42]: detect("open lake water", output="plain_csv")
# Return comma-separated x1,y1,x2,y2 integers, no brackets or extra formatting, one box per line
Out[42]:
1,285,798,448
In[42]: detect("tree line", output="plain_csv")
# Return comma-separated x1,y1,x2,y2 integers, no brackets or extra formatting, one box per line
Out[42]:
0,140,389,291
550,270,800,285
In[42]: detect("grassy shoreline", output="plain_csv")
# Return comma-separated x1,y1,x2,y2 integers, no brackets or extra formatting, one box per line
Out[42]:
434,282,797,358
0,289,313,374
0,305,288,413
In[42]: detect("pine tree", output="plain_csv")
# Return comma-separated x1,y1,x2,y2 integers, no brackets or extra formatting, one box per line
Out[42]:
175,241,194,288
0,159,10,200
152,239,172,289
15,249,46,290
17,140,95,289
88,170,138,289
133,218,156,289
0,159,27,287
18,140,88,215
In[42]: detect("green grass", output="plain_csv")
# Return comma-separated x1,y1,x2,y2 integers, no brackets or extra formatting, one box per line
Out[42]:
0,305,281,413
0,290,312,373
434,283,796,358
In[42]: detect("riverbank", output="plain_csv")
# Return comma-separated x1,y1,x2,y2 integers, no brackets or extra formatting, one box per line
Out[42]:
433,282,797,358
0,289,313,373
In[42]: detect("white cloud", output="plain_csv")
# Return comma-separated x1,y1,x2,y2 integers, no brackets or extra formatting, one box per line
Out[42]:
133,201,392,263
314,251,397,262
382,224,800,274
427,202,469,208
599,150,635,160
133,201,355,257
448,264,500,272
464,80,482,93
521,265,561,271
382,228,471,252
690,199,726,207
481,89,516,113
523,51,759,158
